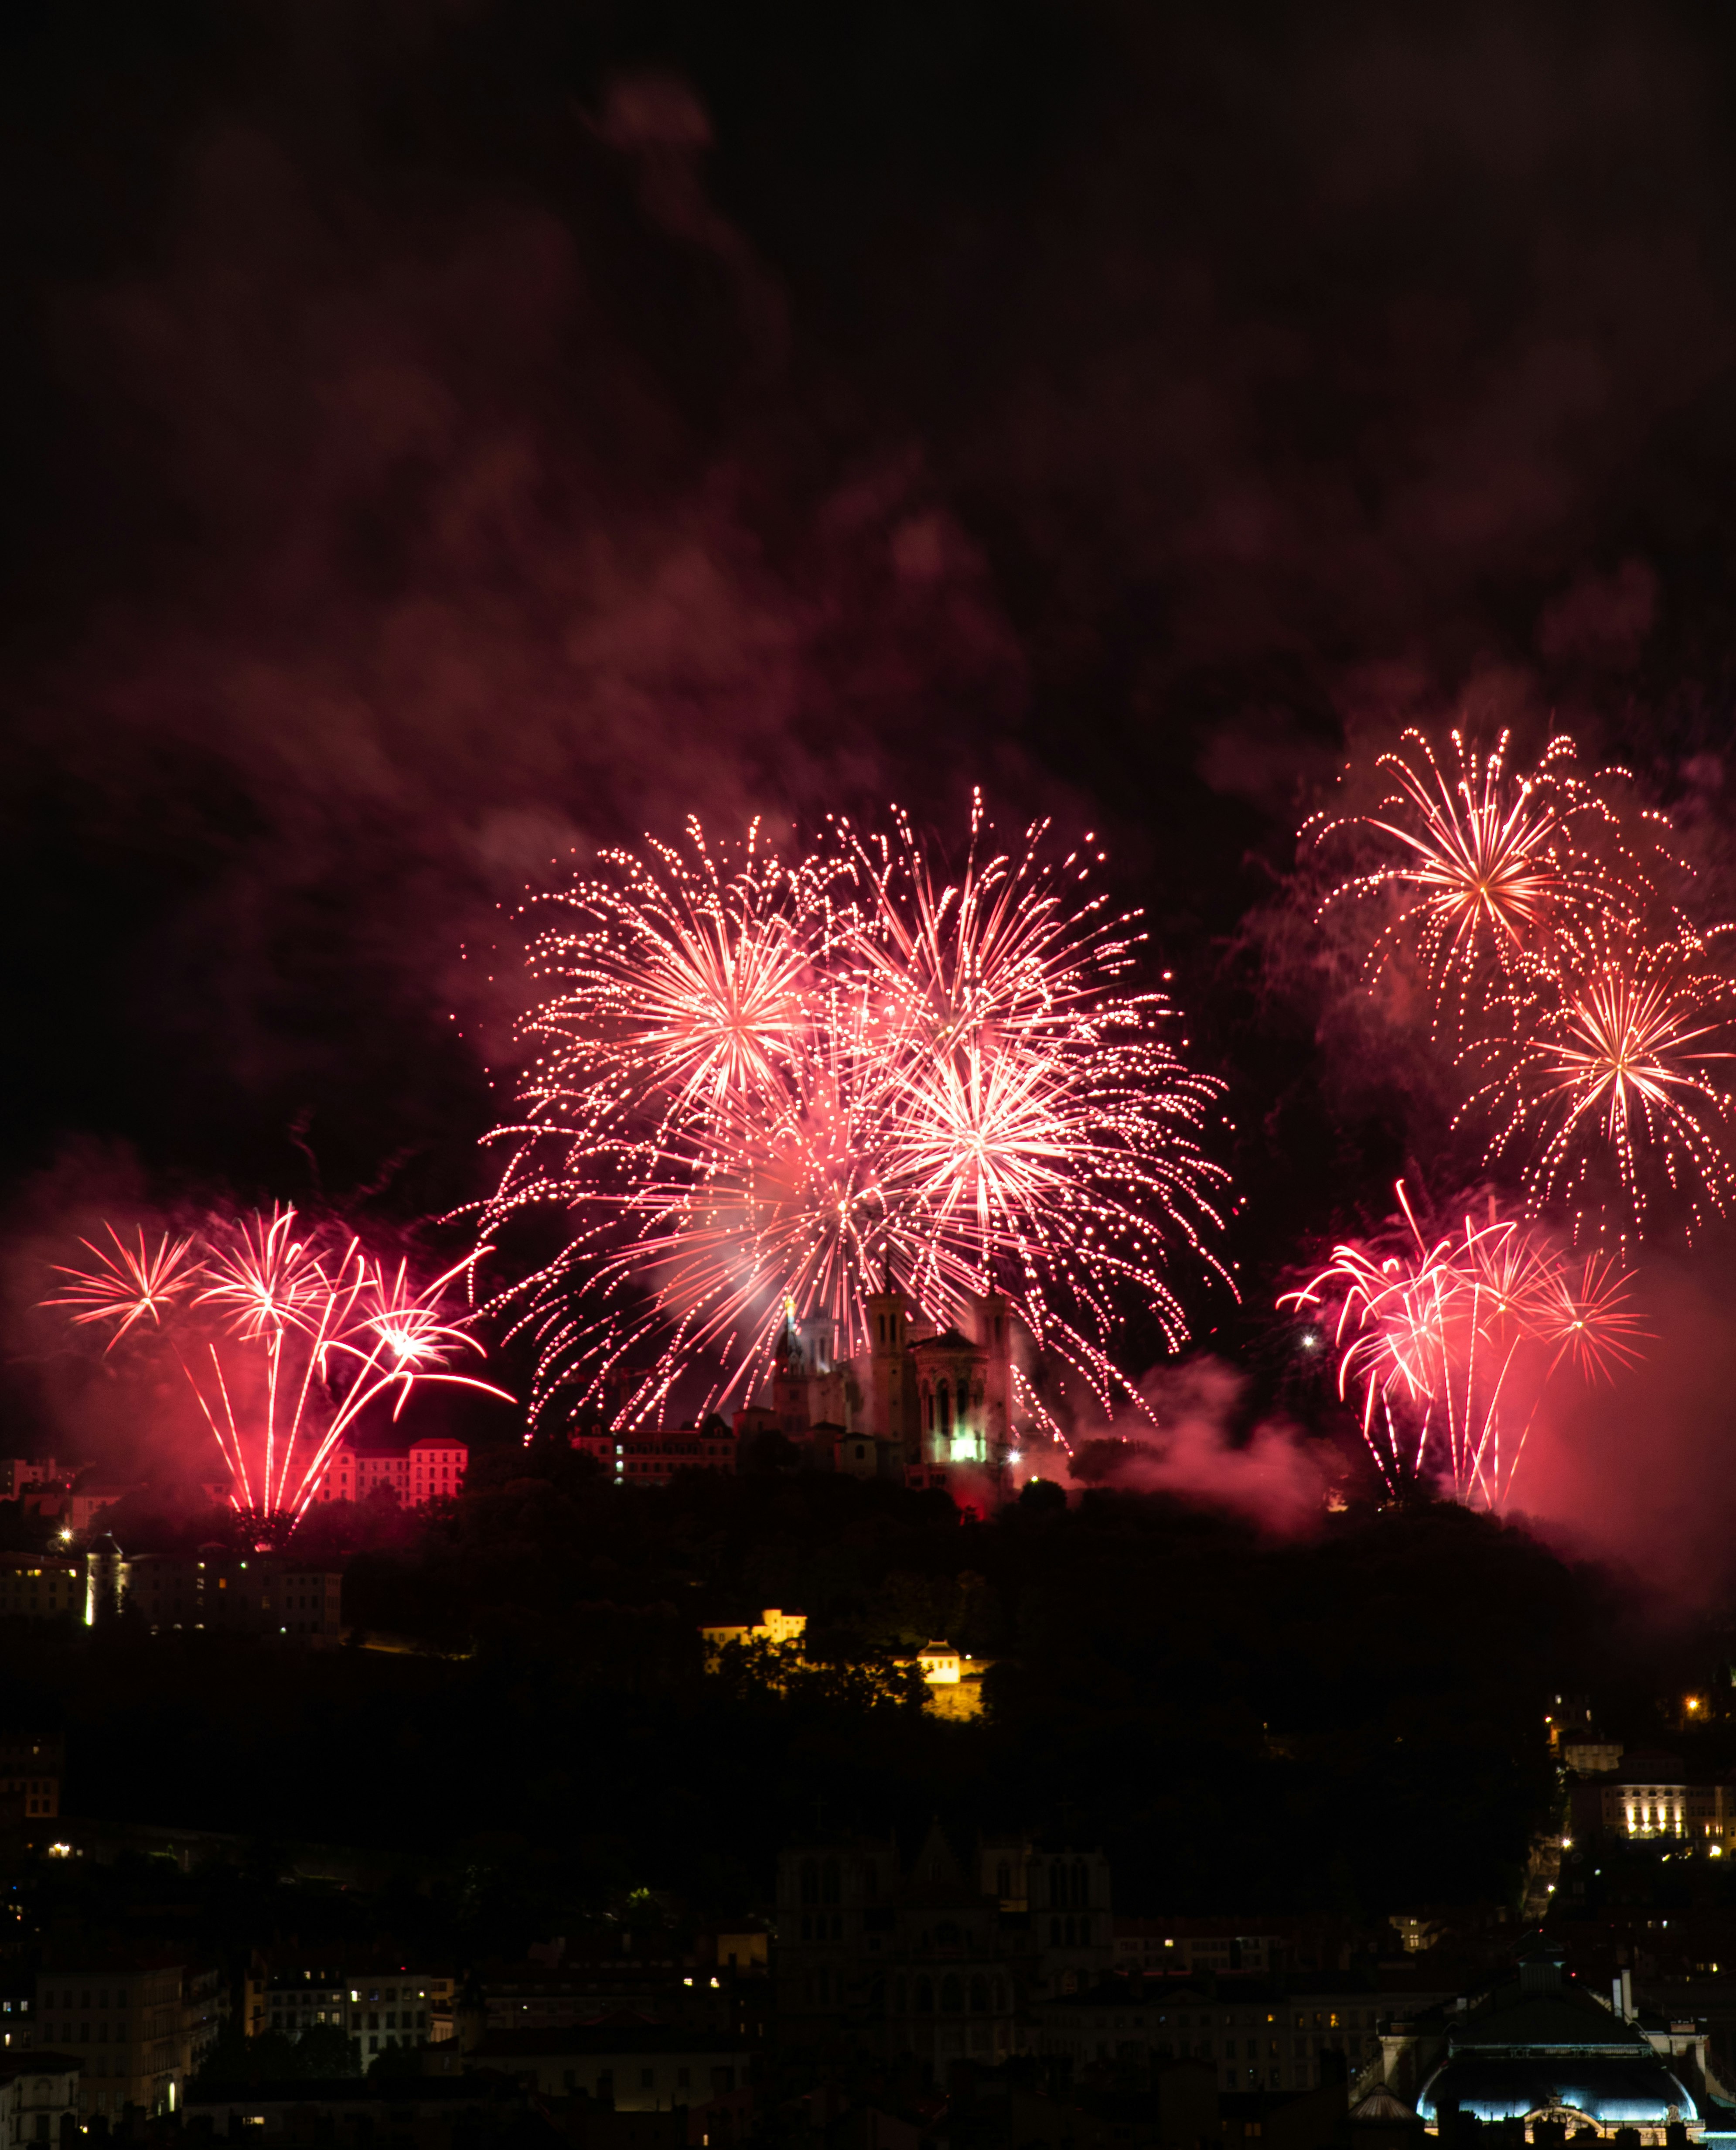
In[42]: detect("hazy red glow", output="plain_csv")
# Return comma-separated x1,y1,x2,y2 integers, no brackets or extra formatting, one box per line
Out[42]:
481,795,1233,1430
49,1207,508,1528
1286,1181,1644,1506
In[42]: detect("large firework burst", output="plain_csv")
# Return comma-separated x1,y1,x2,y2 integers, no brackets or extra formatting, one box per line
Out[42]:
480,799,1233,1429
1308,727,1660,1038
49,1207,508,1531
1459,927,1736,1239
1309,724,1736,1240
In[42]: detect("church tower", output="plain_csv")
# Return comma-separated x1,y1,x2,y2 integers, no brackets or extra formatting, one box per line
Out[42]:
865,1264,917,1461
976,1289,1013,1449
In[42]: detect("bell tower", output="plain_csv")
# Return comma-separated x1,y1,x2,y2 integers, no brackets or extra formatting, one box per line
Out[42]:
977,1288,1013,1449
866,1261,915,1458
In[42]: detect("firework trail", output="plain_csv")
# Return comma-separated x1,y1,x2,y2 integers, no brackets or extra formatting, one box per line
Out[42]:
480,800,1233,1430
49,1208,508,1533
1285,1181,1643,1504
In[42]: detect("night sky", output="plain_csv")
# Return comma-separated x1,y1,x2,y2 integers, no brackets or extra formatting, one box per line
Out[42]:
8,2,1736,1492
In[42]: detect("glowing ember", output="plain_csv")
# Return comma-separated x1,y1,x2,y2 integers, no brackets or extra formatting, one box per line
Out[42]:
49,1208,509,1531
480,796,1234,1429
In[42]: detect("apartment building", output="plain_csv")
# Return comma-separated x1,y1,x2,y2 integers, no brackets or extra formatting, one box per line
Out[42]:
0,1736,61,1821
1029,1973,1456,2094
310,1436,467,1508
572,1424,737,1486
96,1554,344,1645
774,1824,1115,2067
0,1463,56,1502
34,1958,225,2118
462,2024,750,2109
255,1959,453,2059
0,1559,80,1626
0,2051,81,2148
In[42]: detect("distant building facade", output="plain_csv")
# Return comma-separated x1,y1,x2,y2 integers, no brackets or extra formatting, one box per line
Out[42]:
0,1736,61,1822
772,1824,1114,2068
1567,1752,1735,1847
83,1552,343,1644
572,1424,738,1486
737,1283,1016,1490
0,1561,80,1627
0,2052,81,2147
254,1958,452,2060
34,1958,224,2118
309,1435,467,1508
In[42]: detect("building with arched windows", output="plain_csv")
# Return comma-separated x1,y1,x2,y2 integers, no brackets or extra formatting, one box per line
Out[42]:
742,1277,1016,1492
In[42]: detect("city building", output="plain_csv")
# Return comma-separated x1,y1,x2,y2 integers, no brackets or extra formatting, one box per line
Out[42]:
91,1552,344,1644
460,2024,751,2109
902,1644,992,1721
573,1424,738,1487
739,1282,1016,1490
1030,1975,1443,2094
772,1824,1115,2068
1566,1752,1734,1846
0,1557,81,1625
255,1959,453,2059
460,1947,737,2044
34,1957,225,2118
701,1610,808,1661
0,1463,56,1502
0,2051,81,2147
1563,1736,1625,1774
308,1434,467,1507
1112,1922,1292,1979
0,1736,61,1821
1381,1941,1709,2140
187,2074,529,2140
21,1486,144,1536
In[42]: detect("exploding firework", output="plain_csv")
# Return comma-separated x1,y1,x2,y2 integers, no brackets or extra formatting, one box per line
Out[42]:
480,800,1233,1430
50,1207,509,1532
1458,927,1736,1241
1308,725,1736,1240
1285,1182,1643,1505
1307,727,1670,1039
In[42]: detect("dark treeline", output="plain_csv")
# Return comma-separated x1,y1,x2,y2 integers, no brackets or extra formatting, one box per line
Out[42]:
0,1455,1705,1943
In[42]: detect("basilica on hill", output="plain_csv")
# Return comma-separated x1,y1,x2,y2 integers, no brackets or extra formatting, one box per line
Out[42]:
731,1274,1018,1489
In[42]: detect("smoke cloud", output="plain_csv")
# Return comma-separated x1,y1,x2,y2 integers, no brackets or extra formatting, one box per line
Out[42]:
1061,1357,1336,1537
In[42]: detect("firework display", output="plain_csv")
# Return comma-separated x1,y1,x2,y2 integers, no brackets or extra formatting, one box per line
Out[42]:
49,1207,507,1528
480,798,1232,1429
1311,726,1736,1238
1285,1182,1643,1505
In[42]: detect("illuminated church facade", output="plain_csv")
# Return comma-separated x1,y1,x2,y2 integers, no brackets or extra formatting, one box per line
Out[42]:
743,1277,1016,1486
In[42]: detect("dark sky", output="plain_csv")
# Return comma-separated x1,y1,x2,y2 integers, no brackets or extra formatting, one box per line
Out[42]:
7,0,1736,1367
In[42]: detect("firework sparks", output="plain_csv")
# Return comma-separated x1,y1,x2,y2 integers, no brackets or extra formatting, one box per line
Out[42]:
1309,725,1736,1240
49,1208,509,1531
1285,1181,1642,1505
1459,928,1736,1240
480,800,1233,1431
1308,727,1662,1038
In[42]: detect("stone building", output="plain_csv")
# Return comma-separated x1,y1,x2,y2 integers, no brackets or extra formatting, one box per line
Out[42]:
1380,1941,1709,2141
744,1275,1016,1488
772,1823,1114,2070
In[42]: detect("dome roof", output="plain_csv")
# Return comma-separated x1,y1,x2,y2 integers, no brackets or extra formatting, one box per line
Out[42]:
1416,1961,1698,2133
1417,2054,1698,2130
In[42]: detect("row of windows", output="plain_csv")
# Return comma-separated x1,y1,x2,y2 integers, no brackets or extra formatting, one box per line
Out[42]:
895,1976,1009,2014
